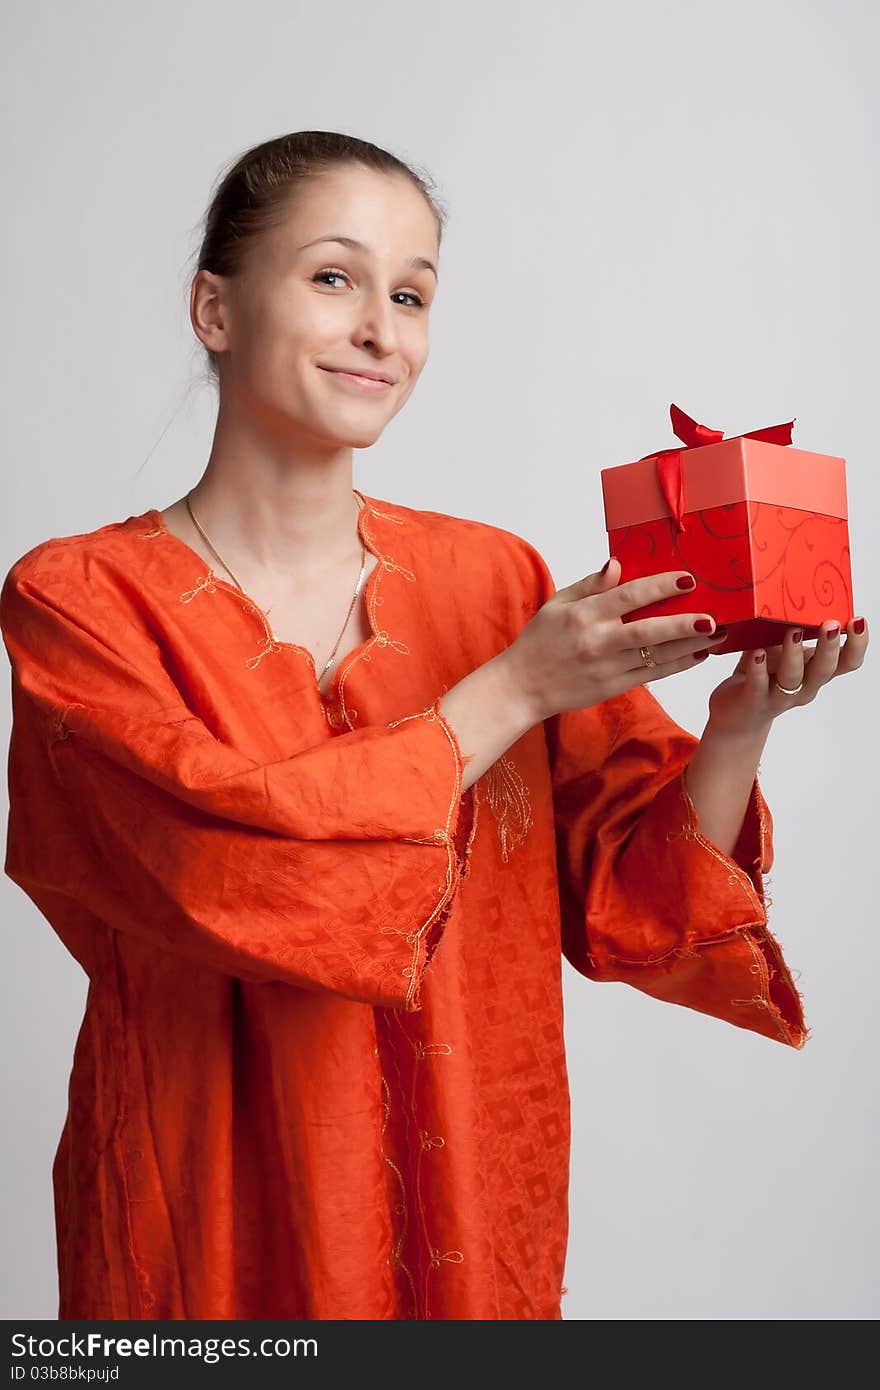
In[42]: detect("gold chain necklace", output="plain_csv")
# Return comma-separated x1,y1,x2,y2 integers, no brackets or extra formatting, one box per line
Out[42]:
184,490,368,684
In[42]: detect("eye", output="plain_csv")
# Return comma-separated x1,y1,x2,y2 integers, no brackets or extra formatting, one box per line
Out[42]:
311,268,425,308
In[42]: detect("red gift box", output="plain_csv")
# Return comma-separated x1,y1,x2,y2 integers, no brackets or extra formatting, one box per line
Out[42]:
600,403,854,655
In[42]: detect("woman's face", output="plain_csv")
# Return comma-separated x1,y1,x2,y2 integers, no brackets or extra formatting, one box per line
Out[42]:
194,166,440,450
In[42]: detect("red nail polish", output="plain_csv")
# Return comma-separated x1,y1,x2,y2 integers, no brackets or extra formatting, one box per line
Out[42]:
755,652,766,664
826,626,840,640
677,576,696,591
693,649,709,661
693,618,713,633
792,629,803,643
853,617,866,634
600,557,612,575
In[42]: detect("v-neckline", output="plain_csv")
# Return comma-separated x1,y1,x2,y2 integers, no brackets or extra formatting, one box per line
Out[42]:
142,489,389,707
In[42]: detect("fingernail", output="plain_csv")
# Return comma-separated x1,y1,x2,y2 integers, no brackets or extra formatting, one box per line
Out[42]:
677,576,696,591
712,627,728,640
826,625,840,640
693,649,709,661
792,629,803,643
755,652,766,664
693,618,713,633
853,617,865,634
600,557,613,575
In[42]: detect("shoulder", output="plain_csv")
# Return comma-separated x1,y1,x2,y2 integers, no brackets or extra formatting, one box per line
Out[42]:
1,511,152,630
4,512,146,585
366,494,556,611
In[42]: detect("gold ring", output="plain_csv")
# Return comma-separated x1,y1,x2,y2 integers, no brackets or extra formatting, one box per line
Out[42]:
772,677,804,696
640,645,656,668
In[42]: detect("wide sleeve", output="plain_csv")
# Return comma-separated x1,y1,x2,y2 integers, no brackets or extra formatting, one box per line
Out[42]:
0,556,475,1011
506,533,808,1050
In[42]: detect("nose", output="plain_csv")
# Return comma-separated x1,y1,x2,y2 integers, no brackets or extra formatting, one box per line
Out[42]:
351,289,400,352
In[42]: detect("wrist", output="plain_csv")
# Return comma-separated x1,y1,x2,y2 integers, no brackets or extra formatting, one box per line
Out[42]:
702,713,773,753
492,647,546,732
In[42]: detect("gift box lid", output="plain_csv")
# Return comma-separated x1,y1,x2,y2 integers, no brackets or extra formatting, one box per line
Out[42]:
601,436,848,532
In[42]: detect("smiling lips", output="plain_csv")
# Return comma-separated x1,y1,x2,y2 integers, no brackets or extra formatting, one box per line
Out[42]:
321,367,394,393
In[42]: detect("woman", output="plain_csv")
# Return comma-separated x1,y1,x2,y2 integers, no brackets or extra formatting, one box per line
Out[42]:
0,130,867,1322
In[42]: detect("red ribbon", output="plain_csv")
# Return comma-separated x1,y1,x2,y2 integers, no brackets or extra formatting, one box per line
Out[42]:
638,403,796,534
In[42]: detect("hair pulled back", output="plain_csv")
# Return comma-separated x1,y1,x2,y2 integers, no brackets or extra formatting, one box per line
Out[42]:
190,130,447,381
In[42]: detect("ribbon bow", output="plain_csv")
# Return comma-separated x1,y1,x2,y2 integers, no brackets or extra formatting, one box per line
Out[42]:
639,403,796,534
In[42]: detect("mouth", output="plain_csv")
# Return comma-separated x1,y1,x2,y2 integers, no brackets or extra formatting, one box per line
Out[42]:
319,366,395,391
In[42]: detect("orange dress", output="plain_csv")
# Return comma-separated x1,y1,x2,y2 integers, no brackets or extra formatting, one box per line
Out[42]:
0,490,807,1321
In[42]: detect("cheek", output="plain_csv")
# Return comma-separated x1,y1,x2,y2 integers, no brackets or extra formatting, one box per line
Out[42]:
407,346,429,385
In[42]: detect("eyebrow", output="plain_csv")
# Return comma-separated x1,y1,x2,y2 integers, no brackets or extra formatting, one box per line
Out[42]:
297,234,438,280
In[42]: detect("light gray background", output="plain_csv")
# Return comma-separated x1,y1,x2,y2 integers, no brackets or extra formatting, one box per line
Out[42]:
3,0,877,1321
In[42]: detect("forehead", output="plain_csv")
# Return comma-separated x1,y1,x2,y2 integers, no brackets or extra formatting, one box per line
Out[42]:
273,166,438,255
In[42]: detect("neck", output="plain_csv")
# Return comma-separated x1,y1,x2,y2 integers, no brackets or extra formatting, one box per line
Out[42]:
182,414,364,582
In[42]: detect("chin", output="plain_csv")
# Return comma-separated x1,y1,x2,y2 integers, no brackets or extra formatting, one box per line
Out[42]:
346,428,386,448
324,415,388,449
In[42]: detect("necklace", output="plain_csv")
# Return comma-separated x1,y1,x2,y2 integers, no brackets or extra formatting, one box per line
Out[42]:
184,489,368,687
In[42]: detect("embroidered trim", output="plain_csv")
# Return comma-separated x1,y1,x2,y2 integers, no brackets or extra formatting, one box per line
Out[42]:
179,573,219,605
679,770,807,1045
378,1063,419,1317
178,569,293,673
47,701,86,746
483,751,533,862
333,495,416,728
755,781,773,874
678,767,766,918
390,1013,462,1321
594,768,769,969
729,929,799,1045
143,497,418,692
142,502,478,1008
387,699,469,1011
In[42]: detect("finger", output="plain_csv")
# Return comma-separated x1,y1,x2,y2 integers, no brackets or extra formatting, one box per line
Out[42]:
619,642,718,682
741,647,773,703
833,615,869,675
732,648,753,678
605,610,728,656
590,567,700,619
559,555,624,603
795,620,842,695
768,625,807,696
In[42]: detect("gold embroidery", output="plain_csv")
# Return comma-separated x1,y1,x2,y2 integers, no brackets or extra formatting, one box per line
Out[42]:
365,501,407,525
379,925,421,946
50,712,71,742
373,631,410,654
378,1070,418,1316
414,1042,452,1059
152,497,417,686
178,572,219,604
390,1013,461,1321
601,768,772,969
729,930,792,1045
334,498,416,728
245,636,284,670
429,1248,463,1267
483,752,533,862
147,504,474,1312
387,700,469,1010
678,768,766,916
48,701,86,746
150,504,473,1001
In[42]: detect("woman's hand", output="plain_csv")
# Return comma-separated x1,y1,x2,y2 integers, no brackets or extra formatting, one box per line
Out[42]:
704,617,869,738
504,556,730,723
